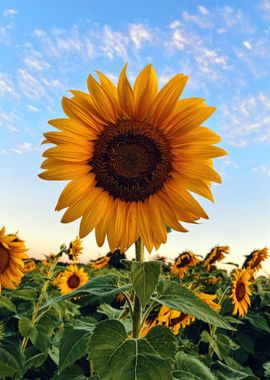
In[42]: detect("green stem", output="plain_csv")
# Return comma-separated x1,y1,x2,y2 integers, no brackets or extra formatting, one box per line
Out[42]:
21,257,58,350
132,237,144,338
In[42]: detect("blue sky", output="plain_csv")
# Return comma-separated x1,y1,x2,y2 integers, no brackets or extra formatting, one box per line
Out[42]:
0,0,269,271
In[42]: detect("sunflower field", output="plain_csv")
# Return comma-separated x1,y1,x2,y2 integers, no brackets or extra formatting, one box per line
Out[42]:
0,229,269,379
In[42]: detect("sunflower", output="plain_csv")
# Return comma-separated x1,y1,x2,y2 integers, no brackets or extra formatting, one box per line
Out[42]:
41,253,57,267
67,236,83,262
242,248,269,273
51,271,65,286
202,246,230,271
23,260,36,273
0,226,28,289
197,292,221,312
91,256,110,269
57,264,89,295
171,250,200,278
230,269,252,317
39,64,226,253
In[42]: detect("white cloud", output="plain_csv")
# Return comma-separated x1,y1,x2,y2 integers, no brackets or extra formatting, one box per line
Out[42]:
220,92,270,145
3,8,17,17
11,142,33,155
0,73,17,97
253,164,270,176
259,0,270,19
27,105,40,112
18,69,46,99
243,40,252,50
198,5,209,15
100,25,128,60
181,10,213,29
24,57,51,71
129,23,153,50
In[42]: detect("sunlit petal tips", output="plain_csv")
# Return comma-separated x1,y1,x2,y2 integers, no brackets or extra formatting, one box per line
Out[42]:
39,64,227,253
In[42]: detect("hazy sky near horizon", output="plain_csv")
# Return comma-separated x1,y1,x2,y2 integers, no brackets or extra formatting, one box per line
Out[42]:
0,0,269,272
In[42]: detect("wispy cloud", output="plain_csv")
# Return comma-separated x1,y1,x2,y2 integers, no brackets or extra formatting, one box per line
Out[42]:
0,73,17,98
11,142,32,155
220,92,270,146
3,8,18,17
129,23,153,50
27,105,40,112
253,164,270,176
18,69,46,100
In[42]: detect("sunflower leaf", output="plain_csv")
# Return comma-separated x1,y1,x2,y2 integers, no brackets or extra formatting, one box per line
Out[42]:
131,261,162,308
40,274,132,310
89,319,175,380
58,326,92,373
0,347,20,378
173,352,215,380
153,280,235,330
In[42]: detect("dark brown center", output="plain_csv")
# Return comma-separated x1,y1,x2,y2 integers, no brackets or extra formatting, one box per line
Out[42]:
0,244,10,273
90,119,172,202
176,255,191,268
169,313,187,327
236,282,246,301
67,274,80,289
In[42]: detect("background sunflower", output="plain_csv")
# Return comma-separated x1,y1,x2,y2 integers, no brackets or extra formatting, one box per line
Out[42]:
57,264,89,295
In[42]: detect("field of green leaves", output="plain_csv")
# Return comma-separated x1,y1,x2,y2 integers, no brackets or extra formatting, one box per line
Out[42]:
0,240,269,380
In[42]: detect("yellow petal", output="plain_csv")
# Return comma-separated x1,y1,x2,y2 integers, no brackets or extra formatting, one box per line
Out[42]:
133,64,158,120
149,74,188,126
117,64,134,119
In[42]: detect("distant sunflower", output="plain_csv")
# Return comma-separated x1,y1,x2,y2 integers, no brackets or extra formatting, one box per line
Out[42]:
39,64,226,252
242,248,268,273
158,306,195,335
0,226,28,289
41,253,57,267
171,250,199,278
197,292,221,312
51,271,65,286
67,236,83,262
202,246,230,271
23,260,36,273
91,256,110,269
57,264,89,295
230,269,252,317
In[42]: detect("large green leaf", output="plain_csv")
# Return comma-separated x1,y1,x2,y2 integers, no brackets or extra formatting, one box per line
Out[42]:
174,352,215,380
18,317,37,340
131,261,161,308
41,274,132,310
214,361,260,380
0,347,20,378
24,346,47,371
89,320,175,380
263,361,270,379
153,280,234,330
59,326,92,373
52,364,87,380
9,288,37,300
30,314,58,353
0,296,17,312
245,313,270,333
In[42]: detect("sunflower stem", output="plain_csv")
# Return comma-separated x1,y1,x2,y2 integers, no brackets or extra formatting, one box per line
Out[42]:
132,237,144,338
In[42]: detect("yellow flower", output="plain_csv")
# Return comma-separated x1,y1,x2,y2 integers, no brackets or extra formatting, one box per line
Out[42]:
67,236,83,262
242,248,268,273
23,260,36,273
57,264,89,295
39,64,226,253
230,269,252,317
202,246,230,270
171,251,199,278
51,271,65,286
41,253,57,267
91,256,110,269
0,226,28,289
197,292,221,312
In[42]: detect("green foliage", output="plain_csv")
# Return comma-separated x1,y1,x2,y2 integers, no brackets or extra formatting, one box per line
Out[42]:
0,347,20,378
173,352,215,380
153,280,234,330
131,261,162,308
89,320,176,380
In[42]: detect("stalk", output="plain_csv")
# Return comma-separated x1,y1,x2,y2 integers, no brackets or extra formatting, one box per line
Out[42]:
132,237,144,338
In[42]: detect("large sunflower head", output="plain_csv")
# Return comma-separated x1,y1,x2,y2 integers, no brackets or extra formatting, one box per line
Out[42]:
67,236,83,262
39,64,226,252
0,226,28,289
171,250,200,278
57,264,89,295
242,248,269,273
202,245,230,271
230,269,252,317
